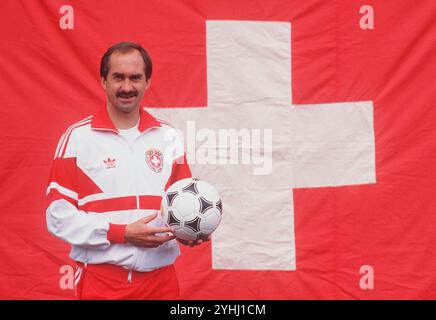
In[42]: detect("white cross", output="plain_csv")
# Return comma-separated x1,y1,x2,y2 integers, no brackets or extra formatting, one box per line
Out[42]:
151,20,375,270
151,155,161,167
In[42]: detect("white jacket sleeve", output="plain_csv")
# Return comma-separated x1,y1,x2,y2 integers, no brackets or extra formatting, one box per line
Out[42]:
46,130,112,248
46,199,110,248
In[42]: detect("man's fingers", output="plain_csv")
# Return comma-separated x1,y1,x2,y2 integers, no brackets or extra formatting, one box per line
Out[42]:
136,214,174,233
152,234,176,243
147,226,175,234
144,234,176,245
177,237,209,246
177,239,190,246
199,234,211,241
133,234,176,248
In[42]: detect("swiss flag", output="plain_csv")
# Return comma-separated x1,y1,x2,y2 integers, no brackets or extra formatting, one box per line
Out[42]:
0,0,436,299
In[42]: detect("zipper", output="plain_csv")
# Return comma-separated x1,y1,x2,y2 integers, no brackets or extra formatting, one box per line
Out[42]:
84,249,88,267
117,126,160,272
118,134,142,271
126,142,140,208
120,125,159,212
127,140,141,271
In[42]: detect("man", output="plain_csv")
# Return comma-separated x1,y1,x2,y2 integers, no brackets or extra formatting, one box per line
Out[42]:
46,42,208,299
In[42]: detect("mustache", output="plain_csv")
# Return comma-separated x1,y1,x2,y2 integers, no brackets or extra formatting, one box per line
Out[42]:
117,91,138,98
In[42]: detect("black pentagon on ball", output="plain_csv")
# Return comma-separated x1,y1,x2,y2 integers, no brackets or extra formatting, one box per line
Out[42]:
216,200,223,214
166,191,178,207
184,216,201,233
182,181,199,195
199,196,214,214
167,210,181,227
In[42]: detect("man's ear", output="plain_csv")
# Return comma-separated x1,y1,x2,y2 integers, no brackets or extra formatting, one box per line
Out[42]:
145,78,151,90
100,77,107,90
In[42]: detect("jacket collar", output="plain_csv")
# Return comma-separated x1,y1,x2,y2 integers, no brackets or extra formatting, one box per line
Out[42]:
91,106,161,133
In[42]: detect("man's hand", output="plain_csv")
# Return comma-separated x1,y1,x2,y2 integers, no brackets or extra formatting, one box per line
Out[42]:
177,234,212,247
125,213,176,248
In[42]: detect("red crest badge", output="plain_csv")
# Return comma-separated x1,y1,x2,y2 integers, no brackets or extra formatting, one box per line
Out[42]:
145,149,163,173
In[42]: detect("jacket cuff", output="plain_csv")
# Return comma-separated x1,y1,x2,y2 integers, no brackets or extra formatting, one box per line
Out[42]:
107,223,127,244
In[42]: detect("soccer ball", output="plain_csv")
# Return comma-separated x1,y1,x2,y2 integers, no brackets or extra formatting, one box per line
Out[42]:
161,178,222,241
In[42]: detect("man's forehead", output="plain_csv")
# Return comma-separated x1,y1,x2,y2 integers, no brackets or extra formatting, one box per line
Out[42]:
108,51,145,74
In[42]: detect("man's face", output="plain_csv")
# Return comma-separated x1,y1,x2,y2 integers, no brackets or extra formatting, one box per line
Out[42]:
101,50,150,114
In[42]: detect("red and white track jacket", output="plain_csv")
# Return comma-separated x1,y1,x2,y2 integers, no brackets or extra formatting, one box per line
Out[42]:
46,107,191,272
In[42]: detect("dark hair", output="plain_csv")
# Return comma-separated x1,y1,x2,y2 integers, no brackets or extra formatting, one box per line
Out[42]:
100,42,152,80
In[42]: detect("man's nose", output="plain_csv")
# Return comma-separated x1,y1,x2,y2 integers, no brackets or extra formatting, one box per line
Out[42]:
121,79,134,91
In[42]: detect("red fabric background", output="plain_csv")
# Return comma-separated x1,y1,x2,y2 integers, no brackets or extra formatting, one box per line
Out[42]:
0,0,435,299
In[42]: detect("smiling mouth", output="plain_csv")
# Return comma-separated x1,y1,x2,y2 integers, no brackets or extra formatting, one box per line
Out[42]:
119,96,136,101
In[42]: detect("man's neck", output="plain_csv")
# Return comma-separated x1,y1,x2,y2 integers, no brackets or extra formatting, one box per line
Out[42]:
106,104,140,130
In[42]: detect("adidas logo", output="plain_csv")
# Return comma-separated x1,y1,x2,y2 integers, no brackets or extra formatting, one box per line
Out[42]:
103,158,116,169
